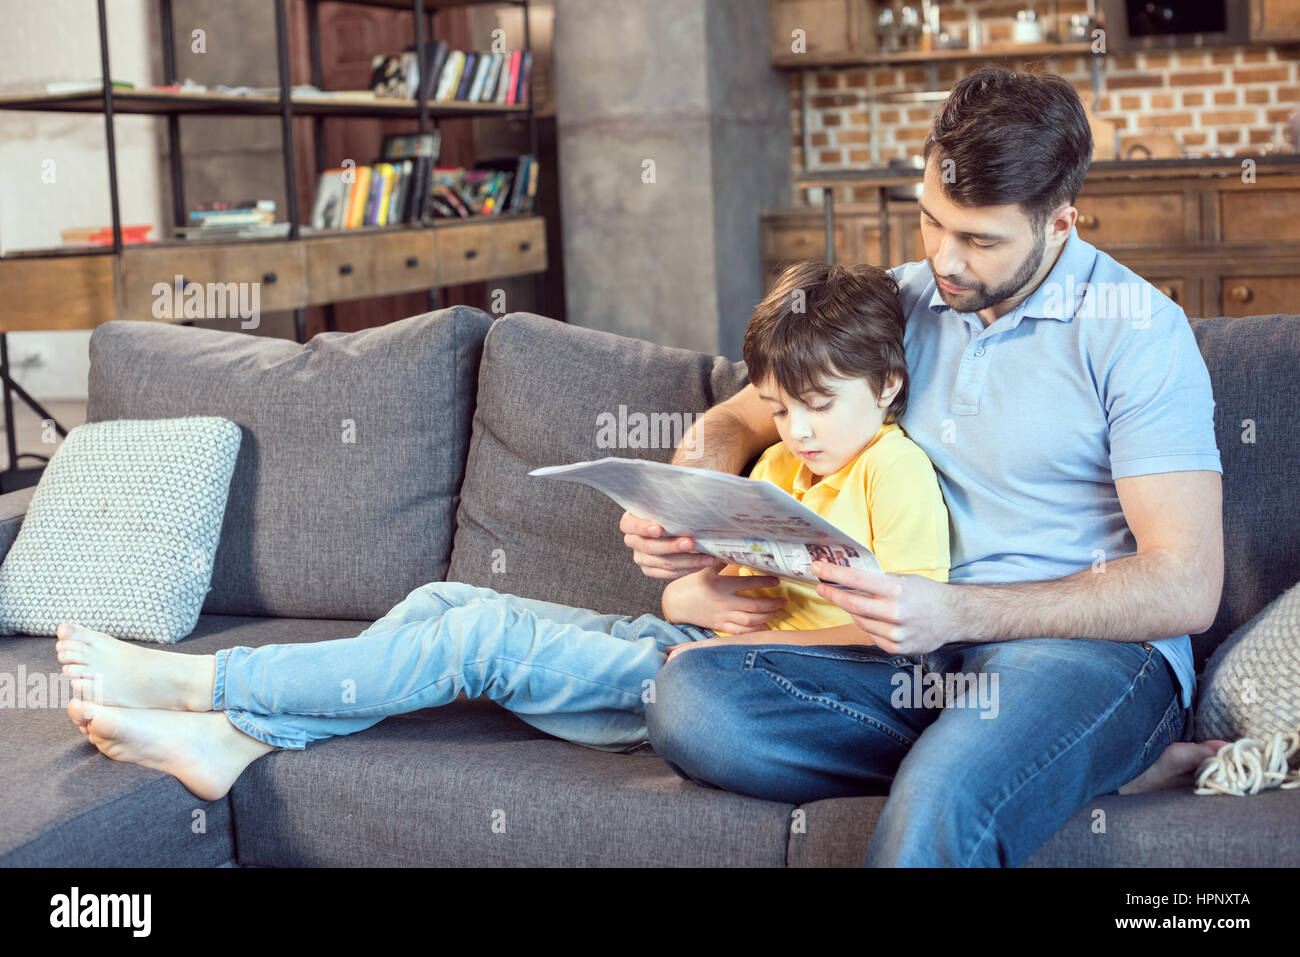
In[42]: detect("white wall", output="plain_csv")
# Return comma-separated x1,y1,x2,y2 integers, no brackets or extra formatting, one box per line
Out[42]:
0,0,165,400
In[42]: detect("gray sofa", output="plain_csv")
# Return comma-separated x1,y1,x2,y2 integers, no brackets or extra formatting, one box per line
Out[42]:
2,306,1297,867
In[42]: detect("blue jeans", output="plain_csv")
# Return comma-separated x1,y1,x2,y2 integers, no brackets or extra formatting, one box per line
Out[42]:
645,637,1186,867
213,581,716,753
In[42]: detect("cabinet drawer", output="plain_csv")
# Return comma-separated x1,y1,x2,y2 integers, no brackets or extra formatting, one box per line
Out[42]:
1220,189,1300,243
121,247,234,321
761,222,851,261
1219,276,1300,317
369,231,436,297
489,218,547,277
218,242,306,311
0,254,116,331
435,223,497,285
304,236,380,305
1073,193,1189,246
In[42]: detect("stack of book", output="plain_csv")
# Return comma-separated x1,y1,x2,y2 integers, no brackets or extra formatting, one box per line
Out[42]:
409,42,532,105
60,224,154,247
177,200,287,239
310,132,442,230
429,155,539,218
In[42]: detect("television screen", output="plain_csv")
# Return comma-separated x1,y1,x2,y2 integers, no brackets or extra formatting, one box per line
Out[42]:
1125,1,1227,37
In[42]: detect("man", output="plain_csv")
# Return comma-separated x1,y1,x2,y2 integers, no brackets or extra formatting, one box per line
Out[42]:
622,67,1228,866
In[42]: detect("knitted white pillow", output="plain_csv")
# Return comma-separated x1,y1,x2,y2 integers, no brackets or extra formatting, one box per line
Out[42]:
1196,579,1300,742
0,417,241,643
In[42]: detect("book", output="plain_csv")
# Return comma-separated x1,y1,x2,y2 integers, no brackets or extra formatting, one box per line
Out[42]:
420,41,449,102
435,50,465,101
530,458,881,584
455,52,479,100
346,165,372,228
503,50,521,105
466,51,492,102
479,52,504,102
515,50,532,105
311,170,351,229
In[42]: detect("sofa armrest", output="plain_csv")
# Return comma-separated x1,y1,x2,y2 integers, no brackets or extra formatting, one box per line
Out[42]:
0,486,36,564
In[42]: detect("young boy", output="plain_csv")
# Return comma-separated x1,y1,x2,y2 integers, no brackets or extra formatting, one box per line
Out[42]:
57,260,950,802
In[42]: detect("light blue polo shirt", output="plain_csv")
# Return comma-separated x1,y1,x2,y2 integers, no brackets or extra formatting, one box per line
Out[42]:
889,227,1221,710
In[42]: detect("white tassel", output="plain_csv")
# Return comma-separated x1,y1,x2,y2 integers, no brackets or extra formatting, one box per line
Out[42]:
1194,730,1300,796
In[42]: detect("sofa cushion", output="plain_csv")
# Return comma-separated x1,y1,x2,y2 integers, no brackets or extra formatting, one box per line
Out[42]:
1195,578,1300,743
1189,314,1300,669
447,312,750,619
86,307,493,620
230,698,795,867
0,613,371,866
788,788,1300,867
0,417,241,643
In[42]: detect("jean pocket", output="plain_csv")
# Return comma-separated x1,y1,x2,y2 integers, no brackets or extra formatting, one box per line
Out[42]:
1139,695,1184,763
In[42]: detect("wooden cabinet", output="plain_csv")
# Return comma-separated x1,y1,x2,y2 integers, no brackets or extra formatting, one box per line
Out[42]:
769,0,876,64
1218,274,1300,317
1072,191,1196,247
1251,0,1300,41
760,204,923,290
763,168,1300,317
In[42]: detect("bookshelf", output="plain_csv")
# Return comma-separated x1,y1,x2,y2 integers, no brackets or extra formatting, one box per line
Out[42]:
0,0,546,490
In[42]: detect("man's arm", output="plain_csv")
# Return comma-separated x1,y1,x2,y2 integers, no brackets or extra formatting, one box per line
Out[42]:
671,383,779,471
957,470,1223,642
621,384,780,580
809,470,1224,654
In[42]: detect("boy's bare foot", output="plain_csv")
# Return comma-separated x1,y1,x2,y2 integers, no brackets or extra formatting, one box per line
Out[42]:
55,623,215,712
1118,740,1232,794
67,697,274,801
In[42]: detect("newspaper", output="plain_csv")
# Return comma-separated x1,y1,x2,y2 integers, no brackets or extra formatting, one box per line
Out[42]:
529,457,880,583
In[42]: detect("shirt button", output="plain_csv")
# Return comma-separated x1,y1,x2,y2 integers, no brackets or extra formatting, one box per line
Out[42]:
973,346,986,357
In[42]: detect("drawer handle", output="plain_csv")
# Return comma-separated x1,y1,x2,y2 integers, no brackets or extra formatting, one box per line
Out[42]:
339,263,353,276
464,249,478,260
1078,214,1099,229
1157,284,1177,302
405,256,418,268
518,241,531,252
262,271,277,284
1230,284,1252,303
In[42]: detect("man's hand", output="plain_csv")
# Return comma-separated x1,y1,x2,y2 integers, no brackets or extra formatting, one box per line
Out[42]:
810,561,960,655
662,561,787,634
620,512,719,580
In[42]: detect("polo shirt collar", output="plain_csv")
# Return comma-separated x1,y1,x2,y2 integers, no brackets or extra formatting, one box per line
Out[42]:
791,422,897,495
927,226,1094,326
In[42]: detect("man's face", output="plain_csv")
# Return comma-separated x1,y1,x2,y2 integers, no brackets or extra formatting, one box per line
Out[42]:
756,374,894,478
918,155,1052,317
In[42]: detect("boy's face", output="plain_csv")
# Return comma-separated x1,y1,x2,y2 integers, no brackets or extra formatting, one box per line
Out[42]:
756,374,897,478
918,155,1072,321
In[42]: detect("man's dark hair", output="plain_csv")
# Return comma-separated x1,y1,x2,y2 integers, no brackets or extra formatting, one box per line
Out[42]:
922,66,1093,232
744,260,909,423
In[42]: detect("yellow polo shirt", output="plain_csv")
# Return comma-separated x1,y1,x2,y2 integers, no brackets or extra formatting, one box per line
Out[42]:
714,421,950,636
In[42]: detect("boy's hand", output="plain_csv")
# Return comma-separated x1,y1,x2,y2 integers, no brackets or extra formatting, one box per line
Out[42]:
621,511,719,580
663,560,786,634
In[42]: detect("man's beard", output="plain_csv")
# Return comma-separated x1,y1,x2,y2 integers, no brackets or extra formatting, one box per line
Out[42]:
930,229,1046,314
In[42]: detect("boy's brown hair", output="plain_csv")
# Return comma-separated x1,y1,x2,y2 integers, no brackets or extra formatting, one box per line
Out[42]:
743,260,909,423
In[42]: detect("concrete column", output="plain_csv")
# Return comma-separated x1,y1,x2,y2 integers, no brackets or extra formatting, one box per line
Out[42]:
555,0,790,358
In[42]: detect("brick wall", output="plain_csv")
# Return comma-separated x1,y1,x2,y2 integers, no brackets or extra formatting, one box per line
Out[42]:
790,0,1300,203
